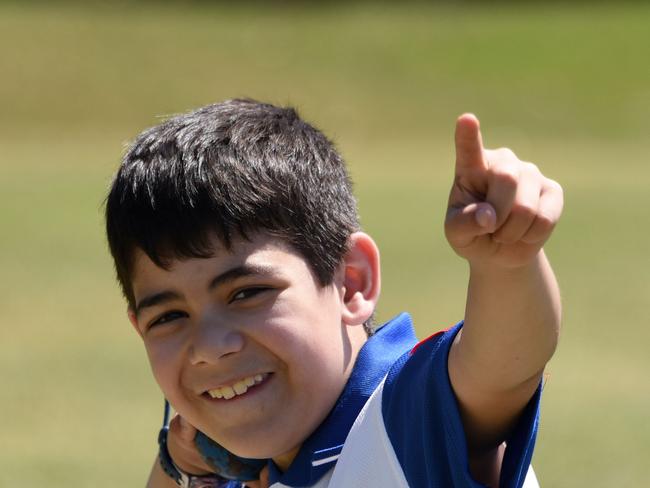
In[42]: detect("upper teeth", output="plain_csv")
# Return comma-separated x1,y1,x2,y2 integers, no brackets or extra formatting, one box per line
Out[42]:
208,374,265,400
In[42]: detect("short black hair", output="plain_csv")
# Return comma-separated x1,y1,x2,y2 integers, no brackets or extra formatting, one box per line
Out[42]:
105,99,360,309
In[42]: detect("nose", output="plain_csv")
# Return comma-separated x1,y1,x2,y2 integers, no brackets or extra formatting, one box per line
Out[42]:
189,313,245,365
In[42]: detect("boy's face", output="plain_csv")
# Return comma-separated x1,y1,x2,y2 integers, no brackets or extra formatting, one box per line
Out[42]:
129,233,366,465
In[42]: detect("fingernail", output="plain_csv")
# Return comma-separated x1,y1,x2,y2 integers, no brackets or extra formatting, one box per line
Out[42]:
475,206,493,228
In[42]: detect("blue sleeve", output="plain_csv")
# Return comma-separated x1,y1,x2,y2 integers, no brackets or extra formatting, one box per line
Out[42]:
381,322,541,488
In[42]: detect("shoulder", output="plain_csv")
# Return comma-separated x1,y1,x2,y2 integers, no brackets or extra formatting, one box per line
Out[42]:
383,321,462,401
379,321,541,488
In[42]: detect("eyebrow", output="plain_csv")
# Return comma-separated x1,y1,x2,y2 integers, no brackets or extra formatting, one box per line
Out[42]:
134,291,181,317
134,263,277,317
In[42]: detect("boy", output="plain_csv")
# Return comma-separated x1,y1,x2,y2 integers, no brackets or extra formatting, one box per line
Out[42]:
105,100,563,487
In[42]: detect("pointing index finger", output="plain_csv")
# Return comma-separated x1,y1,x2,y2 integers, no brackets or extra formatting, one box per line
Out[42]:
455,113,487,172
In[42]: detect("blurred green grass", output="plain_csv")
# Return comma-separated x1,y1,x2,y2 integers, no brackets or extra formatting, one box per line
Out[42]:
1,2,648,486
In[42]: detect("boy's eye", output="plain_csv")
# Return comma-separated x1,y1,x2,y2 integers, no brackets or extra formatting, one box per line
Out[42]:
230,287,271,303
149,311,187,328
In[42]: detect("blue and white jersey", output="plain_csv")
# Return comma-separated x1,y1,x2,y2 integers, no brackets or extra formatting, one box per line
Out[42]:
266,313,541,488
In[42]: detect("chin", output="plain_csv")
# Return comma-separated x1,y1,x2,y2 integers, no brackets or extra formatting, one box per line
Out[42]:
217,432,299,461
229,440,285,459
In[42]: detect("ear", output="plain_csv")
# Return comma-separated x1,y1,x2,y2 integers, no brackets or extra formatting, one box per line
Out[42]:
340,232,381,326
127,307,144,339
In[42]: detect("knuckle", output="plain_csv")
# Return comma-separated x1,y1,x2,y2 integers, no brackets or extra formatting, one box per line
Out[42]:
547,178,563,195
523,161,541,175
169,414,181,430
495,147,517,159
535,213,557,233
168,418,191,444
512,203,537,221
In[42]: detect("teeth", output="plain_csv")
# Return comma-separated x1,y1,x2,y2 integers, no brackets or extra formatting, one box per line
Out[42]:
221,386,235,400
233,381,248,395
207,373,266,400
208,389,224,399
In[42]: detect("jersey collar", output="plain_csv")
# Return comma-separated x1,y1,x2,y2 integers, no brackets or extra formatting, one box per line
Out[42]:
267,312,417,487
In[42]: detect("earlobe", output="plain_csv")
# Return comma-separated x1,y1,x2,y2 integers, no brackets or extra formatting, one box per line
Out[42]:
340,232,381,326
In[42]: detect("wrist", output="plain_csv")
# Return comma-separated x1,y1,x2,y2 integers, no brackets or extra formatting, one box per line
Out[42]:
468,249,546,277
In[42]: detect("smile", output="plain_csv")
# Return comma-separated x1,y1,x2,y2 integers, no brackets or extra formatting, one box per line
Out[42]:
206,373,269,400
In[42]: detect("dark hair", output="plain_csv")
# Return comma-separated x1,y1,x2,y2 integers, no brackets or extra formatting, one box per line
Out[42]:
105,99,360,309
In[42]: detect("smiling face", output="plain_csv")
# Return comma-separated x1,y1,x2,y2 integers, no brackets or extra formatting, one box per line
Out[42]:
129,233,371,467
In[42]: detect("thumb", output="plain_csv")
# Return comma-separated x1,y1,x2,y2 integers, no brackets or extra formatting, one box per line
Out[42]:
445,202,496,248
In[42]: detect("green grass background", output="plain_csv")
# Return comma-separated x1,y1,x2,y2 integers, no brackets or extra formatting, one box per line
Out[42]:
1,2,648,486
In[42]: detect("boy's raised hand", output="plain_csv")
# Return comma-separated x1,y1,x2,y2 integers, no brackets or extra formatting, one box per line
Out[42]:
445,114,563,268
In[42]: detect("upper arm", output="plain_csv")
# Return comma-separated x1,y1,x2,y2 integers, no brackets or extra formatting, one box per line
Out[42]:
382,323,541,488
448,327,544,479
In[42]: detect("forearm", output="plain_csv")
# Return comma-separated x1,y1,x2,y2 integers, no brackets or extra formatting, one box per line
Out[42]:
445,114,563,464
146,457,178,488
459,249,561,391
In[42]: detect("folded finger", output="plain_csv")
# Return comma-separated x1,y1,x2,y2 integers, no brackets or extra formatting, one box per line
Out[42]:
521,179,563,244
170,413,197,442
485,149,520,229
492,163,542,244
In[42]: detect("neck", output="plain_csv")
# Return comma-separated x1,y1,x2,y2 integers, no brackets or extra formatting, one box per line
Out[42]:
272,446,301,473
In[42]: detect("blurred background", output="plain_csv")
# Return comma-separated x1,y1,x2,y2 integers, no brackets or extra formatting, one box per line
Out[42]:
1,1,648,486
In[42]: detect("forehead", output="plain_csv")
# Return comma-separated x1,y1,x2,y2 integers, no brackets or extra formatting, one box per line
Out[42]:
130,234,315,297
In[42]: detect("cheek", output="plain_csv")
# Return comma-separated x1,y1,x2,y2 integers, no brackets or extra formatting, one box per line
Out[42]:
257,300,340,360
144,336,186,398
261,313,349,392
